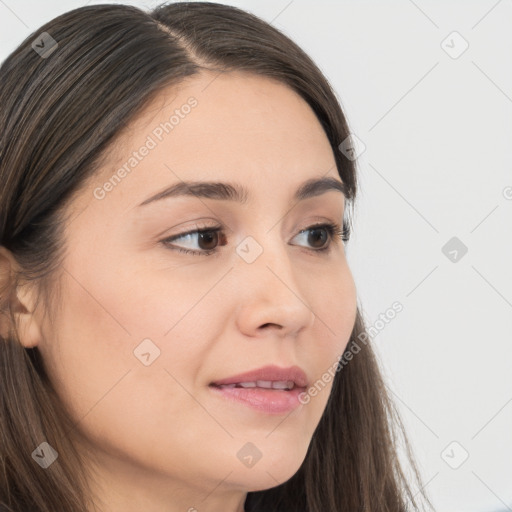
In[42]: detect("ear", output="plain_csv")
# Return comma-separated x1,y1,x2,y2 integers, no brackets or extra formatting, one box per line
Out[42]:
0,246,42,348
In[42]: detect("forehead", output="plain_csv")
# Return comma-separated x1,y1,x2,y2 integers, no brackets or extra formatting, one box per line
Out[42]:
79,70,339,215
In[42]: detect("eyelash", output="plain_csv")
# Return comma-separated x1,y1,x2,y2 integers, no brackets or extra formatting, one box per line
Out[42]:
160,221,350,257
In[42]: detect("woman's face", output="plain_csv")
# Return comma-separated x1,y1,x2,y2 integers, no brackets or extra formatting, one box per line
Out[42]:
32,70,357,510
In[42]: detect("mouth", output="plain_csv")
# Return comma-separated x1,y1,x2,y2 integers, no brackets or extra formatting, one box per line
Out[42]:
209,380,298,391
208,364,309,414
209,364,309,389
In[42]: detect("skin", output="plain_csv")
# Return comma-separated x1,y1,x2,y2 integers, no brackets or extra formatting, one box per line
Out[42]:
9,70,358,512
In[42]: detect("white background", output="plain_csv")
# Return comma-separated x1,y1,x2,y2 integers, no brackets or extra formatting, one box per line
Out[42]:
1,1,511,511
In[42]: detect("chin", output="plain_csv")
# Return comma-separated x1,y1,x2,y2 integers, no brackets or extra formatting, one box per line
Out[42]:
227,445,307,491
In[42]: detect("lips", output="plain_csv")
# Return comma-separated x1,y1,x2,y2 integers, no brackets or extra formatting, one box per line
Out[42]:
215,380,295,390
209,364,309,414
209,364,308,390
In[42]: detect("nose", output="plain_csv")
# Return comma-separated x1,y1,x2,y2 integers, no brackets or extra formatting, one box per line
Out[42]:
233,235,316,339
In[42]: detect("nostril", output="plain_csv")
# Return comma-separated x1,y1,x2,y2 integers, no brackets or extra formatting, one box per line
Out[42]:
260,323,282,329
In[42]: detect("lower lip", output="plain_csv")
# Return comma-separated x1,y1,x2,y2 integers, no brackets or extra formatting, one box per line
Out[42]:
209,385,306,414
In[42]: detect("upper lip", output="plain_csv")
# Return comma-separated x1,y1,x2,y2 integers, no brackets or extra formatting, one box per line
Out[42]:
210,364,308,388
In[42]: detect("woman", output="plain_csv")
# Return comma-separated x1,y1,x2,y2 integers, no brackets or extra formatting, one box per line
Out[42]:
0,2,435,511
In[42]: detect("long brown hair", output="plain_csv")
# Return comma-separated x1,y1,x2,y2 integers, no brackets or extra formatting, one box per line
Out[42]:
0,2,435,511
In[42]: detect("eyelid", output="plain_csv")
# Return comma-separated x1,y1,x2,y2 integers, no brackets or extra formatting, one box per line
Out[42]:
161,216,339,241
160,217,349,256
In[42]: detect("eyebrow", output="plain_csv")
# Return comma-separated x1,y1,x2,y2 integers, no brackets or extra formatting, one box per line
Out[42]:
138,176,348,207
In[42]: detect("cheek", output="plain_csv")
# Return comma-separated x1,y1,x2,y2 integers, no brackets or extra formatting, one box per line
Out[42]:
38,262,191,427
42,254,224,413
333,267,358,346
311,262,357,343
38,239,358,484
39,274,138,423
39,270,214,474
301,267,357,406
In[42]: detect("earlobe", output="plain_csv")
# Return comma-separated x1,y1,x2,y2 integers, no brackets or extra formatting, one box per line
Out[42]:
0,246,42,348
14,286,42,348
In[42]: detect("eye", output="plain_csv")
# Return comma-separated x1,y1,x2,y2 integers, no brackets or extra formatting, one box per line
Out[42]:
160,221,350,257
294,222,349,253
161,224,227,256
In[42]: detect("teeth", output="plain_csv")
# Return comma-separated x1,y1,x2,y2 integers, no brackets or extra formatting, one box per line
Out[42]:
216,380,294,390
271,380,294,390
238,382,257,388
256,380,272,388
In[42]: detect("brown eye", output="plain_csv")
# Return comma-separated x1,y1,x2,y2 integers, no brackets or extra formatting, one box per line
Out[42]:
196,230,219,251
161,226,226,256
292,222,346,253
161,221,345,257
305,226,329,249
